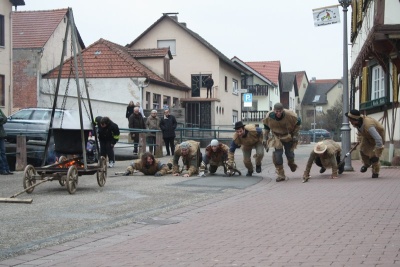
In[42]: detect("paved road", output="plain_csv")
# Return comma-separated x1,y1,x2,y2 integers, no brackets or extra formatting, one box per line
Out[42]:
1,143,400,266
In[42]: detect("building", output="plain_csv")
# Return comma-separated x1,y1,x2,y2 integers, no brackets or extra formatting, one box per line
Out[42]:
350,0,400,162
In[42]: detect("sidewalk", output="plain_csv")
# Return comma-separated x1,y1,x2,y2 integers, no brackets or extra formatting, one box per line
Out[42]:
1,144,400,266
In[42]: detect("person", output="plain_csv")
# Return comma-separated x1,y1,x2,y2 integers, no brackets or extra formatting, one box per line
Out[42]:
126,101,135,123
95,116,120,168
145,110,161,154
205,75,214,98
123,152,169,176
0,109,13,175
302,140,344,182
345,109,385,178
172,140,201,177
227,121,264,177
159,109,177,156
200,139,229,175
262,103,301,182
135,102,146,118
129,107,146,155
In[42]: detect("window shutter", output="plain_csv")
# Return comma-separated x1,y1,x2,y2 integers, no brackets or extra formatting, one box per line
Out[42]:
361,67,368,103
394,64,398,103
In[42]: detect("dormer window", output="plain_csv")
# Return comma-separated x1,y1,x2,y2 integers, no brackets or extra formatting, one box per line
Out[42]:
158,40,176,55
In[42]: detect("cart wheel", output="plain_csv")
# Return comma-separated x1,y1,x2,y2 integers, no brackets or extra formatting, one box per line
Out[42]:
58,156,67,186
66,165,78,194
23,165,36,194
97,156,107,187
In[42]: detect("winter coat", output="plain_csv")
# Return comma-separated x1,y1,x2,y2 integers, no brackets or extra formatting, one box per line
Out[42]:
146,115,161,137
126,105,134,119
127,159,168,176
0,109,7,138
159,114,177,139
172,140,201,176
129,113,146,130
98,120,120,145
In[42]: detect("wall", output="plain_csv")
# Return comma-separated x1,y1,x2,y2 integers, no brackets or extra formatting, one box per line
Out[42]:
0,2,12,114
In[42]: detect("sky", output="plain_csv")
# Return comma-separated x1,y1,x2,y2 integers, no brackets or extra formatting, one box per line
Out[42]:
17,0,352,80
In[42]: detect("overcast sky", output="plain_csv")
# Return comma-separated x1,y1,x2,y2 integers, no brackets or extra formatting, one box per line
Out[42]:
18,0,351,80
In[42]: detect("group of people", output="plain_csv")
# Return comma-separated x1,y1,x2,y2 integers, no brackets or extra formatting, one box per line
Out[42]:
121,103,386,183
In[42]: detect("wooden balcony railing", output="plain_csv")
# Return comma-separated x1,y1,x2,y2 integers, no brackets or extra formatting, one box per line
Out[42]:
242,85,268,96
241,110,268,122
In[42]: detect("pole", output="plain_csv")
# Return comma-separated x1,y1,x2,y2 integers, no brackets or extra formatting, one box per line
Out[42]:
339,0,353,171
313,103,316,142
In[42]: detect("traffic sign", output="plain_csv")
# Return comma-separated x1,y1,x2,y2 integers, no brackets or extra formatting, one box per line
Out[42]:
243,93,252,107
238,89,248,93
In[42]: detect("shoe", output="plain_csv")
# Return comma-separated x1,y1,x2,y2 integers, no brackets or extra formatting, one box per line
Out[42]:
372,173,379,178
166,153,170,156
319,167,326,174
122,171,130,176
108,162,114,168
256,165,261,173
0,172,7,175
167,163,173,170
276,177,286,182
246,171,253,177
360,165,368,173
6,171,13,175
338,163,344,174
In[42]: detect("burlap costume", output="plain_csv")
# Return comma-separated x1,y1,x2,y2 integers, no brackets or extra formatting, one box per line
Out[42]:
355,115,385,176
228,124,264,174
202,143,229,173
262,108,301,180
303,139,342,180
172,140,201,176
126,158,169,176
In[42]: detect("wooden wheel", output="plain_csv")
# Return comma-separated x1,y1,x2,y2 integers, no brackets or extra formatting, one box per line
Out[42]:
96,156,107,187
66,165,78,194
58,156,67,186
23,165,36,194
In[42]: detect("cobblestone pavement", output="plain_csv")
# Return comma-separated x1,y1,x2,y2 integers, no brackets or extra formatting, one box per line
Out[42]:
1,143,400,266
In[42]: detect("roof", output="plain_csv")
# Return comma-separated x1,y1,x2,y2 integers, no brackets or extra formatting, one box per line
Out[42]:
285,71,309,89
12,8,85,49
245,61,281,85
127,47,173,59
43,38,189,91
281,72,298,96
127,14,242,72
231,56,275,86
10,0,25,6
302,79,342,106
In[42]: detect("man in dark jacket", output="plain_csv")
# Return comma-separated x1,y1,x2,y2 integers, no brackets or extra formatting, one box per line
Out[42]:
205,75,214,98
159,109,177,156
0,109,12,175
95,116,120,168
128,107,146,154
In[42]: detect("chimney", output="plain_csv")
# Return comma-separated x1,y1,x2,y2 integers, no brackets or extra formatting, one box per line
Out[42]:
311,77,316,83
163,12,179,22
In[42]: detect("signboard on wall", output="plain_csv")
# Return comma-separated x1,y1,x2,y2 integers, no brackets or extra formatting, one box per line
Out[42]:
243,93,252,107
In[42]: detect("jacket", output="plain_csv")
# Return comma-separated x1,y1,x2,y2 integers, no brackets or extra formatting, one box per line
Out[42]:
146,115,161,137
160,114,177,138
98,120,120,145
0,109,7,138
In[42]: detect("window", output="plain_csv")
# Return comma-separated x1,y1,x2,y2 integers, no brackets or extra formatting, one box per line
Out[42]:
232,79,238,95
232,110,238,124
153,93,161,109
225,76,228,92
0,75,4,106
371,65,385,100
157,40,176,55
0,15,4,47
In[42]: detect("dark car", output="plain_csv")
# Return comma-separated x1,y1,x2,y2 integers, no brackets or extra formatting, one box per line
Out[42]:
4,108,91,143
308,129,331,141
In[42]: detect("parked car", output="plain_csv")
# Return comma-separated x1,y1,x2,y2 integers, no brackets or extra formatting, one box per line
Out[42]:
4,108,91,143
308,129,331,141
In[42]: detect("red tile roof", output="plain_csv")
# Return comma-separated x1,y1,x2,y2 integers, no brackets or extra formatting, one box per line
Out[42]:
312,79,341,84
13,9,69,49
44,38,189,90
245,61,281,85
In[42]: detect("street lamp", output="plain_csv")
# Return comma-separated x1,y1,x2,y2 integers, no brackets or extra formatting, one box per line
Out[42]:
339,0,353,171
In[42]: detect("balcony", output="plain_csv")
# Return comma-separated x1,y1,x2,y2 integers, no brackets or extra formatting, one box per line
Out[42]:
242,85,268,96
241,110,268,122
360,96,388,110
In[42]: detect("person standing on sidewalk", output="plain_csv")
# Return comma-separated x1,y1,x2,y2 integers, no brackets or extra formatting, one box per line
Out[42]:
129,107,146,155
302,140,344,182
123,152,169,177
159,109,177,156
345,109,385,178
0,109,13,175
227,121,264,177
172,140,201,177
95,116,120,168
200,139,229,175
145,110,160,154
262,103,301,182
125,101,135,123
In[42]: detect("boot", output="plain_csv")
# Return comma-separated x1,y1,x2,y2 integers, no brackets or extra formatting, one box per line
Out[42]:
288,159,297,172
320,167,326,173
276,165,286,182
